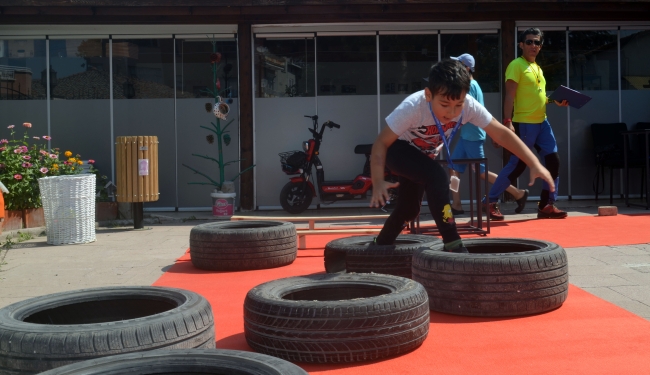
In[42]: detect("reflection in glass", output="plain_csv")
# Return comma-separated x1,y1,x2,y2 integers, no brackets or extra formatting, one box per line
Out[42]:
569,30,618,91
0,39,46,100
441,33,500,93
379,34,438,95
48,39,110,99
111,39,176,99
254,38,314,98
177,39,238,98
317,36,377,96
620,30,650,91
49,38,112,181
536,31,567,91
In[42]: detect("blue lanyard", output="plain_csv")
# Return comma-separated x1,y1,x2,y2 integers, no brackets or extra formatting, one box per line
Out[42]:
428,102,462,167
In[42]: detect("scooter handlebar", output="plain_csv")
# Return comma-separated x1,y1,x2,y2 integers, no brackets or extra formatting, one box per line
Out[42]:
326,121,341,129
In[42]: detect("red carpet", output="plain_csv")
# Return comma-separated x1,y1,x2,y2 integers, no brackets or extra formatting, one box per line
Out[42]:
463,213,650,248
153,215,650,374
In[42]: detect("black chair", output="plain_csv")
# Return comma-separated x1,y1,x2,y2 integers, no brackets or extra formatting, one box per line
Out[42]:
591,123,645,203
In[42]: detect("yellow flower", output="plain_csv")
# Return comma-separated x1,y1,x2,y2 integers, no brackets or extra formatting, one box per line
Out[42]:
69,157,76,163
77,160,83,165
64,151,72,157
71,167,75,170
52,164,59,169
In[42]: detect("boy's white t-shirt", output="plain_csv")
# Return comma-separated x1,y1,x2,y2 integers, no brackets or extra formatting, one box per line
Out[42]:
385,90,492,157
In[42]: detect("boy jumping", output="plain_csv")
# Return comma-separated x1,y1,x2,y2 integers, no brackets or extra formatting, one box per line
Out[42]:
370,59,555,253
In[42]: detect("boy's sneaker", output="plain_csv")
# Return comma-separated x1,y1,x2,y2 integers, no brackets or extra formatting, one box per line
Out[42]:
444,246,469,253
514,189,529,214
484,202,504,221
537,203,568,219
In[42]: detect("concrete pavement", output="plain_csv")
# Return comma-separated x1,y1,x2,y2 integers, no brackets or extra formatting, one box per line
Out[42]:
1,198,649,320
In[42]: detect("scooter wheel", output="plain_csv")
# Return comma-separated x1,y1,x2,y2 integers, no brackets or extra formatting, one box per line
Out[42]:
280,181,313,214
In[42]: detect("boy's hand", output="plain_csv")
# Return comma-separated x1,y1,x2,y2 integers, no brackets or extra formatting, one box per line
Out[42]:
528,164,556,192
370,180,400,207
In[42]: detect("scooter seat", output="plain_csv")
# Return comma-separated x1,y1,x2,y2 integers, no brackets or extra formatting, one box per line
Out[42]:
354,144,373,155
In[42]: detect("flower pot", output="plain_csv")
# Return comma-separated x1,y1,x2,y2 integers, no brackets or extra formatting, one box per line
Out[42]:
23,207,45,228
211,192,236,219
3,210,23,231
96,202,118,221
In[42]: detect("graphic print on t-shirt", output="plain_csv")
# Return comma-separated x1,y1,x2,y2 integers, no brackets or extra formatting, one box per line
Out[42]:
408,121,459,156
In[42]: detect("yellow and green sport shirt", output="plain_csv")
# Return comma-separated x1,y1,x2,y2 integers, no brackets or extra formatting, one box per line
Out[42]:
505,56,548,123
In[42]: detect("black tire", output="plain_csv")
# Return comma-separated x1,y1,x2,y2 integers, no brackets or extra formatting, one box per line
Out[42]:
412,237,568,317
190,221,297,271
324,234,441,278
38,349,309,375
244,273,429,363
280,181,313,214
0,287,215,375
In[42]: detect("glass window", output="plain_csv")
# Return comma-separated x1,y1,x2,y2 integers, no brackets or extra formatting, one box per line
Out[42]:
379,34,438,95
254,38,314,98
317,36,377,96
177,38,238,99
620,29,650,91
48,39,110,99
440,33,500,92
536,31,567,91
568,30,618,91
111,38,175,99
0,39,46,100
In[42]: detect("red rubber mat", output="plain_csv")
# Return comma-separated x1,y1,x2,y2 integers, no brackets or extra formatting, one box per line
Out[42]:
155,217,650,374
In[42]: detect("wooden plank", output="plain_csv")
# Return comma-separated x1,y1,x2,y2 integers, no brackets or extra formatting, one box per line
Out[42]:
130,136,138,202
116,137,123,202
142,136,150,202
137,136,144,202
231,215,389,221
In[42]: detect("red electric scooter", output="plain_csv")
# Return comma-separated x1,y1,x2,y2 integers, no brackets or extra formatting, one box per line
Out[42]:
278,115,397,214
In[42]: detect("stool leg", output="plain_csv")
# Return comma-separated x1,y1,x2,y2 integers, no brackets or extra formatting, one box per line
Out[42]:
299,235,306,250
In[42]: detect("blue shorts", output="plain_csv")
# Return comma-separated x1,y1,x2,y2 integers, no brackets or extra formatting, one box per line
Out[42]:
449,139,486,174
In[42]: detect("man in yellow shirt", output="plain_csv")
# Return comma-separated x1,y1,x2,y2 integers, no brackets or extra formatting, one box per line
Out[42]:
485,27,569,219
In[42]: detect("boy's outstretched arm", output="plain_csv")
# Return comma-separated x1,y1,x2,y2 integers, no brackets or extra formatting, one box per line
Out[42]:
484,118,556,192
370,126,400,207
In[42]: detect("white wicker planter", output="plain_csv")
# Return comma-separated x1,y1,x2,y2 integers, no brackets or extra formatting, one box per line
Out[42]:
38,175,96,245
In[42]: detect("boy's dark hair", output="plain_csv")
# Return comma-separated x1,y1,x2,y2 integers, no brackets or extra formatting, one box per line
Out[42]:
426,58,471,100
519,27,544,43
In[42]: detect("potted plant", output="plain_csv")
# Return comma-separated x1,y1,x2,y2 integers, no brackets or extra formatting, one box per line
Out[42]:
90,161,118,221
182,41,254,218
0,122,97,230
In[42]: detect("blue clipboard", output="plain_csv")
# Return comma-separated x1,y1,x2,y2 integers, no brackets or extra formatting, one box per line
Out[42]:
548,85,592,109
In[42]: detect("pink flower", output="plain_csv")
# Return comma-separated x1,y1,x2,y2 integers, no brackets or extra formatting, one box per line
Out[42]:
40,167,49,174
21,146,28,151
7,125,15,129
0,139,7,144
22,155,31,160
22,162,32,168
14,148,23,154
63,161,69,165
0,147,5,152
88,159,95,164
33,136,40,140
43,135,51,140
50,154,58,159
13,174,22,180
23,122,32,128
39,150,48,155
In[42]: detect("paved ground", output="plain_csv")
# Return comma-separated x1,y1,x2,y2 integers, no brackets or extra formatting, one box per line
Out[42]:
1,198,649,320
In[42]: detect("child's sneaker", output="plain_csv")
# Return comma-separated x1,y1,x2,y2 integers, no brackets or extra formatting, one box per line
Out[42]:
537,203,568,219
514,189,529,214
484,202,504,221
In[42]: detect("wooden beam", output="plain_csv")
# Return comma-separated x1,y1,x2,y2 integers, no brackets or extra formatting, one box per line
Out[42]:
237,22,255,211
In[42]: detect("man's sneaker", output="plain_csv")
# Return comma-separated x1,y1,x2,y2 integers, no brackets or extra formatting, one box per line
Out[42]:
484,202,504,221
537,203,568,219
514,189,529,214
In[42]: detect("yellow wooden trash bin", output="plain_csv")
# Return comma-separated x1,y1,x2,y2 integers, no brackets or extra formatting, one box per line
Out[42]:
115,136,159,228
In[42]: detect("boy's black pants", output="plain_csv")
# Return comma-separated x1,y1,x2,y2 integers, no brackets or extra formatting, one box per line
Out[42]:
375,140,461,245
